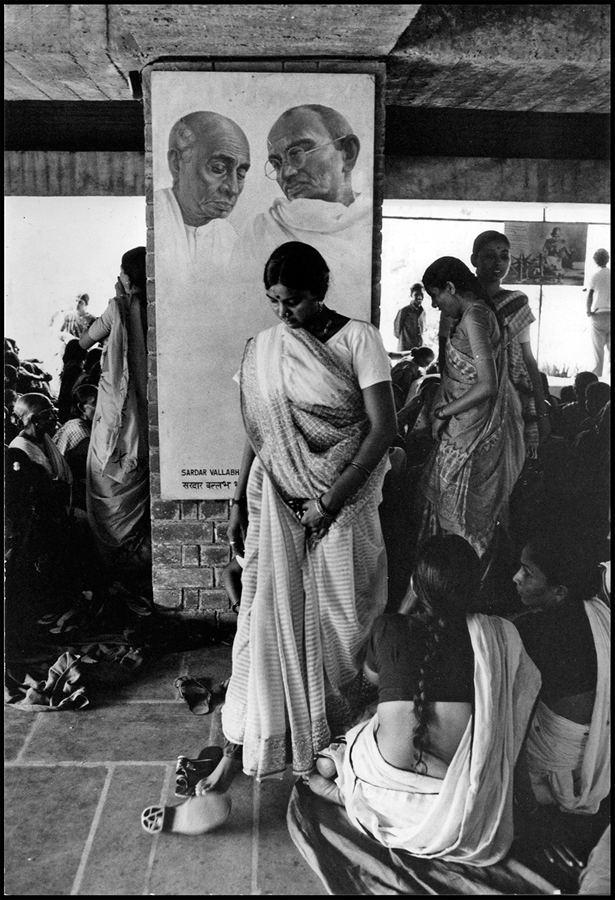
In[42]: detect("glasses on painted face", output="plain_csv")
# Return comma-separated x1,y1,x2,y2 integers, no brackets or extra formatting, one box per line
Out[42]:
264,136,350,180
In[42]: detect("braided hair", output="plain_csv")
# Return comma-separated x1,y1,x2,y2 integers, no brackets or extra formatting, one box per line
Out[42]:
408,534,481,773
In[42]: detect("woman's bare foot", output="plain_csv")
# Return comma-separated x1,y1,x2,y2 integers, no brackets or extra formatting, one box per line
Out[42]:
316,755,337,779
195,756,242,794
303,771,344,806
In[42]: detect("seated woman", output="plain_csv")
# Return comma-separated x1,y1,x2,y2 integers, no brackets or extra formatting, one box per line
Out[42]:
52,384,98,513
416,257,525,561
512,533,610,815
57,339,88,423
306,534,541,866
390,346,435,412
6,393,74,619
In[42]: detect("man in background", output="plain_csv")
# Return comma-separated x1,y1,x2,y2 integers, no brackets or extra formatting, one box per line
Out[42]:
586,249,611,378
393,282,426,351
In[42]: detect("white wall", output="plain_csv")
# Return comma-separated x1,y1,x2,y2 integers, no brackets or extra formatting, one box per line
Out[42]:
5,196,146,381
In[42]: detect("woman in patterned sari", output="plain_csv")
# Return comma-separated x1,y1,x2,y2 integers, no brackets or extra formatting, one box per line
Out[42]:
417,257,525,560
200,241,397,790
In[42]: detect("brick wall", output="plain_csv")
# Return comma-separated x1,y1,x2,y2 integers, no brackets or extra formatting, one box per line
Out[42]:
142,59,385,619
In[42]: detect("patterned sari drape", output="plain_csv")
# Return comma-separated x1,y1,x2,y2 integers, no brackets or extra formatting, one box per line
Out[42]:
418,313,525,557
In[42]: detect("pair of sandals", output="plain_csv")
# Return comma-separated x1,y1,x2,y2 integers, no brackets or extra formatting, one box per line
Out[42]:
174,675,228,716
141,746,231,835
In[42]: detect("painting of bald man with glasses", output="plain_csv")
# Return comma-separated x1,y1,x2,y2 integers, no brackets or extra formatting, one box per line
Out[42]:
231,103,374,318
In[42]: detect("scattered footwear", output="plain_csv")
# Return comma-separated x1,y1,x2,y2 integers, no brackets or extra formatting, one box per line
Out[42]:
141,793,232,835
174,676,212,715
175,745,224,797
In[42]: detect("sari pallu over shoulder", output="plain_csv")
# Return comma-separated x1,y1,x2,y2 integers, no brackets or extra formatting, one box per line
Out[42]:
240,324,388,525
419,311,524,556
90,297,130,478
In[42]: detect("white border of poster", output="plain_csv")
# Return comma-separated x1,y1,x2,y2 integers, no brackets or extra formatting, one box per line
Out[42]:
151,70,377,499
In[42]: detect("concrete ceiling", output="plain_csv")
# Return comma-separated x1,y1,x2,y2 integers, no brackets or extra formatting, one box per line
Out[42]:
4,4,611,114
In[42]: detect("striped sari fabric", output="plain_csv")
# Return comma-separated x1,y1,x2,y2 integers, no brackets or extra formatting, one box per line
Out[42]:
221,324,389,778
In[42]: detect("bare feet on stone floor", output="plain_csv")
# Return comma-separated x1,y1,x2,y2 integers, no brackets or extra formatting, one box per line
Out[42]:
195,755,243,794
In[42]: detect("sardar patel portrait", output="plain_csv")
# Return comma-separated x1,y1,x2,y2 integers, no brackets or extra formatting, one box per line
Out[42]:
230,103,373,318
154,111,251,290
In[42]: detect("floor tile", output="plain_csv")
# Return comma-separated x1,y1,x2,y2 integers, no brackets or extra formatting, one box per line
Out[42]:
20,705,219,763
184,645,234,686
99,651,185,702
257,770,328,895
4,765,107,896
4,707,38,760
76,764,167,895
149,774,255,896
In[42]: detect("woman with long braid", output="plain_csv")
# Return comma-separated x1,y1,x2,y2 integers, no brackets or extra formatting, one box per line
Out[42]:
305,534,541,866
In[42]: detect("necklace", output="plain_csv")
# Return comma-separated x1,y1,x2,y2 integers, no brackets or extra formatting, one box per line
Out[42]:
310,306,334,337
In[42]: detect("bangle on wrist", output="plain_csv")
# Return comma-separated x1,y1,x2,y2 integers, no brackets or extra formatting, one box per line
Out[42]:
434,407,450,420
348,461,371,480
315,495,333,520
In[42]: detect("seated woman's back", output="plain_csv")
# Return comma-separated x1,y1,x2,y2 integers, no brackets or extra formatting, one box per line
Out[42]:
365,609,475,775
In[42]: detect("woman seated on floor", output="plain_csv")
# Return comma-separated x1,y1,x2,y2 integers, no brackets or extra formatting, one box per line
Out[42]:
5,393,75,621
511,532,610,816
306,533,541,866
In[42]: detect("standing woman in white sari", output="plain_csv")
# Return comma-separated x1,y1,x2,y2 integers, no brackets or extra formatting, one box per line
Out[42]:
201,241,397,791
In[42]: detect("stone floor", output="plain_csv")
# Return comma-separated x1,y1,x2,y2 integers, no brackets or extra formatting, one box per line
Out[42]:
4,643,327,896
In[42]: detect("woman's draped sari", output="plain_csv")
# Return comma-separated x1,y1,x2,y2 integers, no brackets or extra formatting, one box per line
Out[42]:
221,324,389,779
86,295,149,555
418,305,524,557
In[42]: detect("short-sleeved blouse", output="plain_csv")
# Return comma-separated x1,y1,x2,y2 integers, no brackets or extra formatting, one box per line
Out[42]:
326,320,392,389
365,613,475,704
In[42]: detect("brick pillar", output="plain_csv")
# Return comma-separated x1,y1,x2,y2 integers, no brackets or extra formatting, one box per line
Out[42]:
142,59,385,623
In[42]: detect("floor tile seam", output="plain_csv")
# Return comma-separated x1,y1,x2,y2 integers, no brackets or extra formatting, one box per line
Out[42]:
5,759,174,768
12,712,43,762
112,697,185,710
70,762,116,896
142,762,175,895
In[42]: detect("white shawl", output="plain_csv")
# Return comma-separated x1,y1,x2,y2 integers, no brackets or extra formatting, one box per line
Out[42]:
526,598,610,814
335,615,541,866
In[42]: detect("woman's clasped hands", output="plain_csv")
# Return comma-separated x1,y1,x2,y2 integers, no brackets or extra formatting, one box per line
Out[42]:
300,497,334,543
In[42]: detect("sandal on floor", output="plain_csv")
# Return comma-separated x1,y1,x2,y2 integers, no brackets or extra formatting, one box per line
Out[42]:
141,793,232,836
175,745,224,797
174,676,212,715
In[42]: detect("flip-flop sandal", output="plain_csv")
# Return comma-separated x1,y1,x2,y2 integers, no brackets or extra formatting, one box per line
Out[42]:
175,745,224,797
141,793,232,836
174,676,212,715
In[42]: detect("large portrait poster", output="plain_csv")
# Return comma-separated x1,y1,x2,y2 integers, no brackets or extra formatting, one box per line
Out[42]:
151,70,377,499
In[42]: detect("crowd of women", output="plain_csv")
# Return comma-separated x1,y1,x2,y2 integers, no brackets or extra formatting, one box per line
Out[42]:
4,233,611,888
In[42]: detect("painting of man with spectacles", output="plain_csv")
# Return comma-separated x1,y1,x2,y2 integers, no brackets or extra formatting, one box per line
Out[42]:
232,103,373,318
